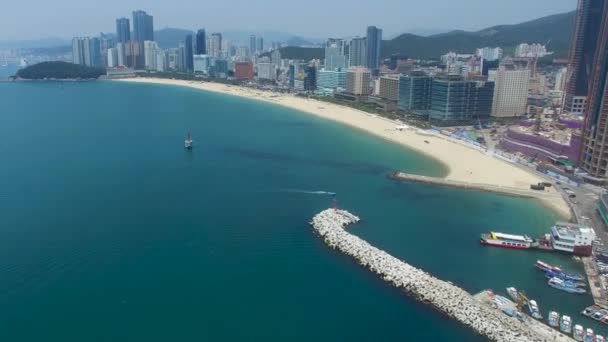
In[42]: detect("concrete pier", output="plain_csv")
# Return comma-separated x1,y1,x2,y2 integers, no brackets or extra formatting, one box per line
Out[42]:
389,172,573,220
312,209,574,342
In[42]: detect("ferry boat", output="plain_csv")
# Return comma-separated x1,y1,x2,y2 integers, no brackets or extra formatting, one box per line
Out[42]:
548,311,560,328
573,325,584,341
480,232,534,249
548,277,587,294
545,269,585,282
506,287,519,301
584,328,594,342
528,299,542,320
560,315,572,334
184,130,193,149
536,260,563,273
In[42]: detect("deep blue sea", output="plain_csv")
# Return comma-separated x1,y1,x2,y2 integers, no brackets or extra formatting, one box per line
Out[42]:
0,81,604,340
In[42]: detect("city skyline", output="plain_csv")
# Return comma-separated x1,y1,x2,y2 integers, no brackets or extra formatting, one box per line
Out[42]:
1,0,575,41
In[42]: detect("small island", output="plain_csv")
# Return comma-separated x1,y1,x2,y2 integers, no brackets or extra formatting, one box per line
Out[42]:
15,61,106,80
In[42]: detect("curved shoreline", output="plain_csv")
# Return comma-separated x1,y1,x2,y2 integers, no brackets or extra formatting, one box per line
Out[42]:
114,77,571,219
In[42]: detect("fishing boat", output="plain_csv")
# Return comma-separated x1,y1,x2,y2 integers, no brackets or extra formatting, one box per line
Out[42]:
545,271,587,287
184,129,193,149
573,324,584,341
545,269,585,282
480,232,534,249
560,315,572,334
548,311,560,328
596,335,605,342
528,299,542,320
548,277,587,294
536,260,562,273
584,328,594,342
506,287,519,301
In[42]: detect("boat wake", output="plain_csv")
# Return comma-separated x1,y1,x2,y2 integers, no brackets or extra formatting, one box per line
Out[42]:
277,189,336,196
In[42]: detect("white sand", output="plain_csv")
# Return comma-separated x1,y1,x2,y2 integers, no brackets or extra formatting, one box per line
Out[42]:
116,77,571,218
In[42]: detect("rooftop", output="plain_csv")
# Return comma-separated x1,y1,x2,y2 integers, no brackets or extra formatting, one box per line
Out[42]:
553,222,595,239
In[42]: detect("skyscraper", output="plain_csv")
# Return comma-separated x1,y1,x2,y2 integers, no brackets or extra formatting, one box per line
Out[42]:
89,37,101,67
257,37,264,53
490,64,531,118
324,39,347,71
72,37,87,65
250,35,257,55
564,0,606,113
366,26,382,72
144,41,158,70
196,29,207,55
210,33,222,58
579,2,608,179
132,10,154,42
185,34,194,72
349,37,367,67
116,18,131,43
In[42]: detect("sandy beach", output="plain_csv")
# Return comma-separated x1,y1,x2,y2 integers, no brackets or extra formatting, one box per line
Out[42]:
116,77,571,218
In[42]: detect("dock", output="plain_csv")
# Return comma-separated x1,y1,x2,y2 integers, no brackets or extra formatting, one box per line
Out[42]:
389,172,573,220
311,208,574,342
583,256,608,307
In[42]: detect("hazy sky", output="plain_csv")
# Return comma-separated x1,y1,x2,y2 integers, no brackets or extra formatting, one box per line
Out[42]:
2,0,576,40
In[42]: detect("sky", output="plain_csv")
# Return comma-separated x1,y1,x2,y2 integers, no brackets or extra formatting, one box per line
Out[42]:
1,0,576,40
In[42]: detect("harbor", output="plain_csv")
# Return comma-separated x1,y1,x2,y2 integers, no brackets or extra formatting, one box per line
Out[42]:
311,208,574,341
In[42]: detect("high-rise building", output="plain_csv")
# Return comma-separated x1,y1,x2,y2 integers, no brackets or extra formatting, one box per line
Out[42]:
476,47,503,61
257,57,275,80
398,72,433,114
116,43,126,67
193,54,211,73
555,67,568,92
210,33,222,58
116,18,131,43
317,69,347,91
379,75,400,102
324,41,347,71
89,37,101,67
579,3,608,179
490,64,531,117
366,26,382,71
235,62,254,80
429,75,494,121
132,10,154,42
349,37,367,67
185,35,194,72
107,48,118,68
249,35,257,55
257,37,264,53
346,67,371,95
288,64,296,89
144,40,158,70
72,37,100,67
564,0,606,113
196,29,207,55
304,65,317,91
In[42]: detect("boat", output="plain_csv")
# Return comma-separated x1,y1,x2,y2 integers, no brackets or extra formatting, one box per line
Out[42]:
506,287,519,301
584,328,594,342
545,269,585,282
548,277,587,294
596,335,605,342
548,311,560,328
536,260,562,273
560,315,572,334
184,129,193,149
528,299,542,320
480,232,534,249
573,325,584,341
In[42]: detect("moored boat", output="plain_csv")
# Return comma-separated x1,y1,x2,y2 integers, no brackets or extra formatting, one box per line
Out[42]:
584,328,594,342
596,334,605,342
480,232,534,249
573,325,584,341
528,299,542,320
548,277,587,294
506,287,518,301
536,260,562,273
545,269,585,282
548,311,560,328
560,315,572,334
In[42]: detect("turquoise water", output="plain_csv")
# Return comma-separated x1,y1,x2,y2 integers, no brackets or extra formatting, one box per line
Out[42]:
0,81,603,340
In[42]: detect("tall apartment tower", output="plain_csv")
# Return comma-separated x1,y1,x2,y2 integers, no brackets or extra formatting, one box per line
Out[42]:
349,37,367,67
116,18,131,44
196,29,207,55
579,1,608,180
366,26,382,72
564,0,606,114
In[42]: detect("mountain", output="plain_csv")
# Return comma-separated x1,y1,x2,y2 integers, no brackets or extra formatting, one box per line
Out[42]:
383,11,576,59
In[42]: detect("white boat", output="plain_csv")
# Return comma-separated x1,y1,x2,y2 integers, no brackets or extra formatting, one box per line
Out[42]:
596,335,605,342
573,325,584,341
560,315,572,334
548,311,559,328
506,287,518,301
528,299,542,320
184,129,193,149
584,328,594,342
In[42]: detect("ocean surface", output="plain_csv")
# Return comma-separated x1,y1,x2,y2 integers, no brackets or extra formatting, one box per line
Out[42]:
0,81,604,340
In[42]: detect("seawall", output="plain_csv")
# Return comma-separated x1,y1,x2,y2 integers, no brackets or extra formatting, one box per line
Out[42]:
312,209,573,342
